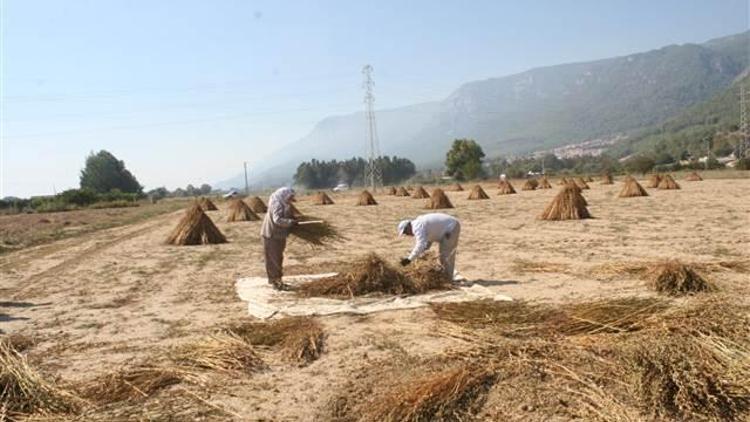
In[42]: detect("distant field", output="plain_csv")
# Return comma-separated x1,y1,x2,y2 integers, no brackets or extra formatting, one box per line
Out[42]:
0,199,191,254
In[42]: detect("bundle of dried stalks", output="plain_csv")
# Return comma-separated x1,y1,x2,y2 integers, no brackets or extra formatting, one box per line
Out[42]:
618,176,648,198
312,191,334,205
198,197,218,211
395,186,410,197
364,365,496,422
558,177,568,185
289,203,304,217
645,261,715,296
447,183,464,191
412,186,430,199
521,179,538,191
539,184,591,220
166,204,227,245
169,333,263,374
646,174,662,188
406,185,415,191
0,341,83,417
387,186,397,195
431,300,559,337
75,388,231,421
245,196,267,213
289,216,342,247
225,316,325,365
225,199,260,222
575,177,590,189
657,174,680,190
426,188,454,209
78,364,197,404
356,190,378,206
601,173,614,184
685,171,703,181
586,176,594,182
295,254,450,298
538,176,552,189
497,180,516,195
467,185,490,200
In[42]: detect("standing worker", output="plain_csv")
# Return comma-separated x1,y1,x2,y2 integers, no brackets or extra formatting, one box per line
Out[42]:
261,187,298,290
397,213,461,280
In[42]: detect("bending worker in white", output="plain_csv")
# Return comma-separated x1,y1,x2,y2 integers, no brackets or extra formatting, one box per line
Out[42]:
397,213,461,280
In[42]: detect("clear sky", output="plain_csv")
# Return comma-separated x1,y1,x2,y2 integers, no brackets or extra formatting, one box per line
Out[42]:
1,0,748,197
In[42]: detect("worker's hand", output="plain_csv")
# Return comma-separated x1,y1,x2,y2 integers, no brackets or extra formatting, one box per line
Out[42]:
400,258,411,267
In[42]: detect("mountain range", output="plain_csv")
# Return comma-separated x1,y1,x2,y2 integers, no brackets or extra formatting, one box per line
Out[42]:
218,31,749,189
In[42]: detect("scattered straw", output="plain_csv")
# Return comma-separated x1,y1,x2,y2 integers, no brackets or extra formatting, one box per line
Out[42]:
77,364,198,404
169,333,263,374
225,316,325,364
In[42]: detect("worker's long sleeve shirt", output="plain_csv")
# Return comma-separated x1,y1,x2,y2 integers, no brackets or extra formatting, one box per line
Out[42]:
260,189,295,239
407,213,459,260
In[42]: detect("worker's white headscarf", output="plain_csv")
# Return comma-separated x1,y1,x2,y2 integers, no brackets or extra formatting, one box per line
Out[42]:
397,219,411,236
269,187,295,207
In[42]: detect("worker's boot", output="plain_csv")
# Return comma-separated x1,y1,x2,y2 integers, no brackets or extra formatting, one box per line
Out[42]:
269,278,291,291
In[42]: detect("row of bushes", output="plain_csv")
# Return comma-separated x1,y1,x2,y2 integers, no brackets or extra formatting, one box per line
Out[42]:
1,189,144,214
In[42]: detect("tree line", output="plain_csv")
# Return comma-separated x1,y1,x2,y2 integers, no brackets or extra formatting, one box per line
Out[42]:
293,156,416,189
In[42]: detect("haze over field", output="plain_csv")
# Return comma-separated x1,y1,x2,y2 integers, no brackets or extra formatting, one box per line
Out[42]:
1,0,748,197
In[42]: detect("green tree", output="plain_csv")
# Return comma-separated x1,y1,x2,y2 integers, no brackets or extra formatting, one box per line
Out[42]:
445,139,485,181
199,184,212,195
79,150,142,194
624,155,656,175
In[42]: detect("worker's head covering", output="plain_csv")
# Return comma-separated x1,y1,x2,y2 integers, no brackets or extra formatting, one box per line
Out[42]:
270,187,295,206
500,174,507,181
397,219,411,236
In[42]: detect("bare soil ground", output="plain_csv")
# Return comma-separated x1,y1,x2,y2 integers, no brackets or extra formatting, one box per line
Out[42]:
1,173,749,420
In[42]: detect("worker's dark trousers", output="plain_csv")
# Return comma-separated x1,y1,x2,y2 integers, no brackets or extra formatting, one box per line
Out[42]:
263,236,287,282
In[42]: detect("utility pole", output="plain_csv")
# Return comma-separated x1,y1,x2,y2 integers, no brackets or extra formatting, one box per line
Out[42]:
362,65,382,192
703,136,711,170
243,162,249,195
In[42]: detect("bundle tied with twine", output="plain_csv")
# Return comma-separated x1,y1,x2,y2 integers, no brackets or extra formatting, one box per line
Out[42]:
539,183,591,220
295,253,451,298
538,176,552,189
226,198,260,222
395,186,410,197
198,197,218,211
166,204,227,245
412,186,430,199
426,188,454,209
312,191,334,205
245,196,268,213
619,175,649,198
685,171,703,181
647,174,662,188
289,216,343,247
467,185,489,200
497,180,516,195
356,190,378,206
658,174,681,190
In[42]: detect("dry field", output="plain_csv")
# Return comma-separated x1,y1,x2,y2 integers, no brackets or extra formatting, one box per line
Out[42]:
1,173,749,421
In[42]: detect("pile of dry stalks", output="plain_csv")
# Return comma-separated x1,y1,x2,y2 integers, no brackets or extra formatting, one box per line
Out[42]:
395,186,410,197
539,183,591,220
685,171,703,181
226,198,260,222
601,173,614,184
646,261,716,296
538,176,552,189
356,190,378,206
426,188,454,209
618,175,648,198
198,197,218,211
412,186,430,199
313,191,335,205
386,186,397,195
467,185,489,200
245,196,267,213
658,174,681,190
295,254,451,298
166,204,227,245
647,173,662,188
575,177,590,190
224,316,325,364
497,180,516,195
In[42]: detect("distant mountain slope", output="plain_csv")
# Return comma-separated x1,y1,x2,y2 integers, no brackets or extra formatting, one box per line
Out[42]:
613,71,750,159
219,31,749,188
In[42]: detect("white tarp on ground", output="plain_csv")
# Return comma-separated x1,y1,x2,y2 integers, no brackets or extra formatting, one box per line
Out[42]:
235,273,512,319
